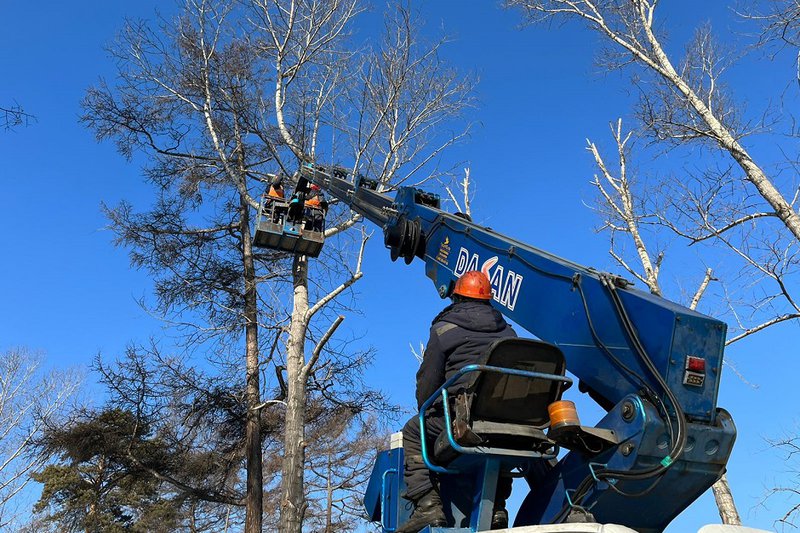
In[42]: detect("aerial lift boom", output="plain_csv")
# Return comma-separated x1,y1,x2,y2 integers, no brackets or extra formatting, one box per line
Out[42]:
295,163,737,532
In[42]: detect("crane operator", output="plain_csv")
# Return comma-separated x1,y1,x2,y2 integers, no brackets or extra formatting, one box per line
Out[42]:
398,271,516,533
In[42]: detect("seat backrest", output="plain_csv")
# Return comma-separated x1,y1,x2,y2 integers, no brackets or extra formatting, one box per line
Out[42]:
468,338,566,429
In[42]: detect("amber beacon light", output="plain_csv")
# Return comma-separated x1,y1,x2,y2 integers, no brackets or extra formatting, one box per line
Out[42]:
548,400,580,430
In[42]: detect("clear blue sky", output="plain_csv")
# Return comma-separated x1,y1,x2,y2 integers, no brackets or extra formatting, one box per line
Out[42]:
1,1,796,531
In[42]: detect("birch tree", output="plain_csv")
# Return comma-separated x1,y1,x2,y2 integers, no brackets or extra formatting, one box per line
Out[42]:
257,2,472,530
505,0,800,343
445,168,474,218
506,0,800,243
82,1,472,532
0,348,80,530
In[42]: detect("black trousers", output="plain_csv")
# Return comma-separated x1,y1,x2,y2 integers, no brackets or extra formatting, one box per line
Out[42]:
401,413,513,504
402,412,447,500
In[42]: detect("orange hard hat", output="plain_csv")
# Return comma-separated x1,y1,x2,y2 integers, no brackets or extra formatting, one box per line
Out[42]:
453,271,492,300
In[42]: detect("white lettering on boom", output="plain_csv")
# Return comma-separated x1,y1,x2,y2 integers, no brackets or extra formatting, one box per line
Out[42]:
452,247,523,312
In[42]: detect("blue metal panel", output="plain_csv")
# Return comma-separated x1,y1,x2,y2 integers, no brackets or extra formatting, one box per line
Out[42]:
300,167,729,422
665,313,726,419
364,448,407,531
470,459,500,532
515,397,736,532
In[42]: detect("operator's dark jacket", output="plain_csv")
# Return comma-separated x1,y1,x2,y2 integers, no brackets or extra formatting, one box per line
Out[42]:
415,300,516,409
403,299,517,501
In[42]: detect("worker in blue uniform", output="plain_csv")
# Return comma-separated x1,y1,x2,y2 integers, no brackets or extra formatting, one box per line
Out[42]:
397,271,516,533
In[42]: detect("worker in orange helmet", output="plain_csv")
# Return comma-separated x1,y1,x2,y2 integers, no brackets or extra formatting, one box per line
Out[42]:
397,271,516,532
266,175,287,224
304,184,328,231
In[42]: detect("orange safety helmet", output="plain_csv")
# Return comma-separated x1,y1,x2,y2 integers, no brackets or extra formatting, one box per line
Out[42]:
453,271,492,300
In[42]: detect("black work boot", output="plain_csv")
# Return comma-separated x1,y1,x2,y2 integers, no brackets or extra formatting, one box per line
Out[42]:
396,489,446,533
491,507,509,529
492,474,512,529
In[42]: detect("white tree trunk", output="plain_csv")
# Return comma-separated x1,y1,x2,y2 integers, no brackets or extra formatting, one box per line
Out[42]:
712,473,741,525
281,255,310,533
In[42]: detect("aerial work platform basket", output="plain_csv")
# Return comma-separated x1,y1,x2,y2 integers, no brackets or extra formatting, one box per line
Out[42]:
253,193,325,257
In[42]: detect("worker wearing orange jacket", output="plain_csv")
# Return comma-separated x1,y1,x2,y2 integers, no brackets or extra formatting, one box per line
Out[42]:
305,184,327,231
267,176,287,223
268,176,285,199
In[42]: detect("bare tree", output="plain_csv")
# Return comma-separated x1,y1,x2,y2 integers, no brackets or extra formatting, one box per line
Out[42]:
506,0,800,243
82,4,283,528
504,1,800,346
0,348,81,529
304,413,385,532
763,431,800,529
261,2,473,530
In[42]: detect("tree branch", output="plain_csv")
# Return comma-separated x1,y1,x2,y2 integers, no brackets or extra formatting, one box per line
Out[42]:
303,315,345,378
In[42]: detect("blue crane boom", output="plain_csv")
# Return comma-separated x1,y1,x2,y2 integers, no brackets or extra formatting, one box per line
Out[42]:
298,163,736,532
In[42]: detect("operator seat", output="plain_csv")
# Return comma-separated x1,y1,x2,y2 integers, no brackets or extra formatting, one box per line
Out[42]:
433,337,568,463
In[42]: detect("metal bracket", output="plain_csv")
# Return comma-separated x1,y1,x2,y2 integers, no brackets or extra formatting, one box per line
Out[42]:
589,462,617,486
381,468,398,532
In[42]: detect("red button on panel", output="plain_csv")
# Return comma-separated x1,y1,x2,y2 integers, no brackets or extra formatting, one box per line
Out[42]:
686,356,705,373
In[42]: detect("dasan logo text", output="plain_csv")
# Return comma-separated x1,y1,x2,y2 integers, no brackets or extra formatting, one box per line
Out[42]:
453,247,523,311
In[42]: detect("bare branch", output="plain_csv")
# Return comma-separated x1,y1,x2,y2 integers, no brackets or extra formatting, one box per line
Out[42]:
725,313,800,345
508,0,800,242
689,268,715,310
0,104,35,130
587,120,662,296
303,315,345,378
305,229,369,321
409,341,425,364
